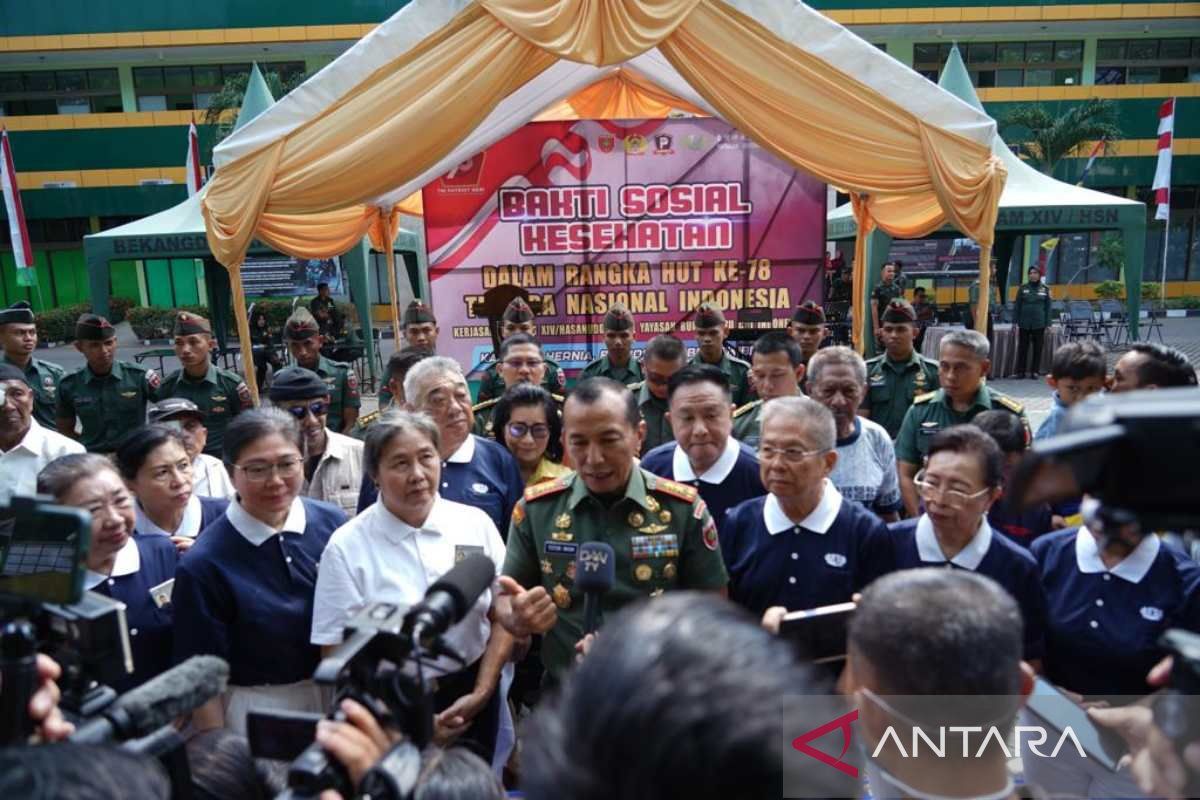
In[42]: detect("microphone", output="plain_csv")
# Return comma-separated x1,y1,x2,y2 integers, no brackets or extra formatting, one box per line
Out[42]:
407,553,496,647
576,542,615,636
71,655,229,744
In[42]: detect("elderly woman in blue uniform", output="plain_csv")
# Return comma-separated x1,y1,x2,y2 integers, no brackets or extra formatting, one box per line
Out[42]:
38,453,178,692
724,396,894,622
116,425,228,553
173,407,348,734
887,425,1047,662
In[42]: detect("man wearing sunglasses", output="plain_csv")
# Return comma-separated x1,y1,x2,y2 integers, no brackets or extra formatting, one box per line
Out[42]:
268,366,363,516
472,334,563,440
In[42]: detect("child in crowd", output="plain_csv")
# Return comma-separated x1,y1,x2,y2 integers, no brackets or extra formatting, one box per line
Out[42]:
1034,340,1107,441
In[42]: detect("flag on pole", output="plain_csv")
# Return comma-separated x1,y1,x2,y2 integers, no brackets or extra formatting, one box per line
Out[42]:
0,128,37,287
1038,237,1059,270
185,118,204,197
1153,98,1175,222
1075,140,1105,186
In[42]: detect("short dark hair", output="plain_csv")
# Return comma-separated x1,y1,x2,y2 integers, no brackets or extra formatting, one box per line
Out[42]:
566,377,639,429
1049,340,1106,381
753,331,802,367
414,746,506,800
666,363,730,403
223,407,302,468
1127,342,1198,388
494,383,563,462
914,286,927,296
387,346,432,385
926,424,1005,488
642,334,686,364
186,729,275,800
971,409,1027,456
37,453,119,500
498,333,541,362
0,743,170,799
114,425,191,481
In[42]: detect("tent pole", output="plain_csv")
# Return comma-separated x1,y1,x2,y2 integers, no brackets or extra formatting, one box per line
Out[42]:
975,244,993,336
229,263,259,406
385,245,402,345
1158,209,1169,307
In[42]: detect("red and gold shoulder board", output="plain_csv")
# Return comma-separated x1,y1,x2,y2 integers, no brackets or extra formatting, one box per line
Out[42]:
652,477,698,503
511,500,527,526
524,477,570,502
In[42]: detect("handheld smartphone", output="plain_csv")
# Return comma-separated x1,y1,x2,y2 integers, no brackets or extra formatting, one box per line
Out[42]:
778,601,856,663
1024,678,1127,772
0,496,90,606
247,709,325,762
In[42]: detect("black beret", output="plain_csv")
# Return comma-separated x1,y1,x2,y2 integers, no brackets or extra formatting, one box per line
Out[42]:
790,301,826,326
268,366,330,402
502,297,535,324
694,301,725,328
402,301,436,326
75,313,116,341
173,312,211,336
882,298,917,323
0,301,35,326
0,363,31,387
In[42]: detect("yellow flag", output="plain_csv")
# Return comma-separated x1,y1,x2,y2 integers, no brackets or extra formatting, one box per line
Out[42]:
1040,238,1060,251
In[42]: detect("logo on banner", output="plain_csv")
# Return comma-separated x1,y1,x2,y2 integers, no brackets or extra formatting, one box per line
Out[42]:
438,154,487,193
653,134,674,155
598,135,615,153
625,134,647,155
684,134,707,150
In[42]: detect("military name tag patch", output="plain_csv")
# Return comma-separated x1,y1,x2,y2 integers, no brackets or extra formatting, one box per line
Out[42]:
544,541,578,557
631,534,679,560
919,422,940,435
454,544,485,563
120,391,138,399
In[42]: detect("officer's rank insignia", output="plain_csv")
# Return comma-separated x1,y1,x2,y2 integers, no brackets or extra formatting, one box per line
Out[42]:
555,513,572,529
659,510,672,524
645,496,660,512
628,511,645,528
550,530,574,542
638,523,669,535
552,584,571,609
634,563,652,582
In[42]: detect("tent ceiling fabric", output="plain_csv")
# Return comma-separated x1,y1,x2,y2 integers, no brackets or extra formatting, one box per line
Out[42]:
202,0,1007,282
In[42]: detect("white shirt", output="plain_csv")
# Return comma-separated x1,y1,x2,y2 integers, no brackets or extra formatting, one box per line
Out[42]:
136,494,203,539
192,453,235,500
302,430,364,516
0,420,84,502
311,495,505,674
672,436,741,483
1075,525,1159,583
226,496,308,546
764,480,844,535
915,513,992,570
84,536,141,590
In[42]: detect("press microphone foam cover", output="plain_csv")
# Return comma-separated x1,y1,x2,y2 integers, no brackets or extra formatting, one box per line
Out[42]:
575,542,616,593
114,655,229,735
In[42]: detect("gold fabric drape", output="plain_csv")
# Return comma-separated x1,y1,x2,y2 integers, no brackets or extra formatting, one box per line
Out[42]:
535,68,707,120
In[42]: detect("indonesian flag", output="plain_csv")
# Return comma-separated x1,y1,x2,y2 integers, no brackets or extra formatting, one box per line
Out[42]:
1153,98,1175,222
0,128,34,277
1075,139,1104,186
185,119,204,197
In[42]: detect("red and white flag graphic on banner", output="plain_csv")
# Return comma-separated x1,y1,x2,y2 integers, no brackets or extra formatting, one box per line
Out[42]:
1,128,33,270
185,119,204,197
1152,98,1175,222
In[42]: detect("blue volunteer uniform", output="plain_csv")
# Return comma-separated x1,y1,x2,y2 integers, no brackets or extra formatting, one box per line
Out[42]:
639,437,764,535
134,495,229,540
172,497,347,687
1032,527,1200,697
722,481,895,618
889,516,1047,660
88,534,178,692
356,434,522,537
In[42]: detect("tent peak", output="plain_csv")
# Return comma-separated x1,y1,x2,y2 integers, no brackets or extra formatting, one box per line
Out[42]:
233,63,276,134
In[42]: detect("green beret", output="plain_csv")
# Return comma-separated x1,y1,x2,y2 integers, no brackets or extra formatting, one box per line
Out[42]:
75,313,116,342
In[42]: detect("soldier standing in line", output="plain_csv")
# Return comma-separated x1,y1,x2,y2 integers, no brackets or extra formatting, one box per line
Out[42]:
688,302,752,406
580,303,642,385
282,307,360,433
476,297,565,404
0,300,64,427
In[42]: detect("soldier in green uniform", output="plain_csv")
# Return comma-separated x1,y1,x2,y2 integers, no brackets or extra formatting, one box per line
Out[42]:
870,262,902,344
57,314,160,453
476,297,565,403
732,332,805,449
284,307,360,433
689,302,752,406
348,346,431,441
1014,265,1052,379
580,302,642,384
157,312,252,456
0,301,63,427
629,334,687,455
495,377,728,681
471,334,563,440
861,299,940,439
378,302,438,408
787,300,827,367
894,328,1028,517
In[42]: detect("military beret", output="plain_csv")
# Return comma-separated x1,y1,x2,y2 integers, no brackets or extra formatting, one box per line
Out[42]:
402,301,436,326
602,302,634,332
694,302,725,329
0,301,35,326
268,366,330,402
283,307,321,340
882,298,917,323
173,311,212,337
502,297,535,324
75,313,116,342
790,301,826,326
0,363,31,387
147,397,204,424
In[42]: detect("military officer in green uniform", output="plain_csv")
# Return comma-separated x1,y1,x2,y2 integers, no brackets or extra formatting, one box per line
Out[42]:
689,302,752,406
495,377,729,681
471,334,563,440
894,328,1028,517
157,312,252,456
476,297,565,403
629,334,687,455
349,346,431,441
1014,265,1052,379
787,300,827,367
580,302,642,384
284,307,360,433
860,299,940,439
871,262,903,344
0,301,63,427
732,332,805,449
57,314,160,453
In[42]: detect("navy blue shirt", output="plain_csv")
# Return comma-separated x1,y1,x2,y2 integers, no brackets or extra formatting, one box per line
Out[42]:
134,496,229,540
723,486,895,618
90,534,179,692
987,495,1054,549
172,497,347,687
1033,528,1200,697
889,516,1047,660
357,434,522,537
640,438,765,535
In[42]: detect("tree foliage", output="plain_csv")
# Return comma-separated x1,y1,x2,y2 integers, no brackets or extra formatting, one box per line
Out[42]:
201,69,308,157
1000,98,1123,176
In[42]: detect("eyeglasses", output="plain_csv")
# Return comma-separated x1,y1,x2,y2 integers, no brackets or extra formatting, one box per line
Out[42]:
502,358,544,370
758,445,829,464
233,457,303,482
912,470,991,509
282,401,329,420
507,422,550,440
146,459,192,484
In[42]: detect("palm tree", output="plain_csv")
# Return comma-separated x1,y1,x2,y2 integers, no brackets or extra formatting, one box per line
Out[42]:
201,68,307,158
1000,98,1123,177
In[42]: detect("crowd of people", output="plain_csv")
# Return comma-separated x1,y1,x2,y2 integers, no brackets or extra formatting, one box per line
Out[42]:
2,285,1199,800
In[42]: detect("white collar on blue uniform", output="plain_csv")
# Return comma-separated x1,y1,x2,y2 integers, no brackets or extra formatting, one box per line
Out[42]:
446,434,477,464
136,494,202,539
374,495,449,544
915,513,991,570
84,535,141,590
764,480,843,535
1075,526,1159,584
672,436,740,484
226,496,308,547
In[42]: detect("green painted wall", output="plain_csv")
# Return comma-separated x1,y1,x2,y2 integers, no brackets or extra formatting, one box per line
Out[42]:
6,125,219,171
110,260,141,302
16,185,186,220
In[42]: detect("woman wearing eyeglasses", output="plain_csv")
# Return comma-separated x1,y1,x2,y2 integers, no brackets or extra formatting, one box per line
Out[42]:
887,425,1047,663
38,453,178,692
492,384,568,487
116,426,228,554
173,407,349,734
